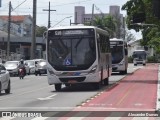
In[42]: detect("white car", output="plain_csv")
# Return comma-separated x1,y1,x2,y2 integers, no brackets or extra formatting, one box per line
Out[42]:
4,61,19,76
0,63,11,94
4,61,30,76
24,60,36,74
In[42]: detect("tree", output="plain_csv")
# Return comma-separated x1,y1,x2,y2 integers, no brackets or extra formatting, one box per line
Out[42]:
125,30,136,42
36,26,47,37
93,15,117,38
122,0,160,54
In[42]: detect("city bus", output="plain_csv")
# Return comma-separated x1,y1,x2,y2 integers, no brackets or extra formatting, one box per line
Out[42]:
110,38,128,74
44,25,112,91
132,49,147,66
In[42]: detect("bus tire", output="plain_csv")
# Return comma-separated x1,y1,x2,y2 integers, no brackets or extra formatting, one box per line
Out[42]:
0,82,1,94
5,80,11,94
104,77,109,85
55,84,61,91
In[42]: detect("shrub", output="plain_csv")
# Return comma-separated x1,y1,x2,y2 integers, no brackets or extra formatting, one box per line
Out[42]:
128,56,133,63
147,56,157,63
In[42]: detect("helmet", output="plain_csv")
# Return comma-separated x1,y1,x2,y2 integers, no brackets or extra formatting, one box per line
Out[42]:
20,59,24,64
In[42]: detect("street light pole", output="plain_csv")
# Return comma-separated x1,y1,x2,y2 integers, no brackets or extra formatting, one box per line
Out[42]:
7,1,11,60
53,16,72,27
31,0,37,59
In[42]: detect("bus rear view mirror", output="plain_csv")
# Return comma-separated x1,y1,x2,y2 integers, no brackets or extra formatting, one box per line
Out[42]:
43,31,47,40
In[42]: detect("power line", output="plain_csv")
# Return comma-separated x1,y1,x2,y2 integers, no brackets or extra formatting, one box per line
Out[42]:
43,1,56,28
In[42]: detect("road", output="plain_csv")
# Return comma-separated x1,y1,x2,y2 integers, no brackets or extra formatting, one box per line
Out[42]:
0,64,142,112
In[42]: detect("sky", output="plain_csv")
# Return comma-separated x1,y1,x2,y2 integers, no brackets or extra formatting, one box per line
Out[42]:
0,0,142,39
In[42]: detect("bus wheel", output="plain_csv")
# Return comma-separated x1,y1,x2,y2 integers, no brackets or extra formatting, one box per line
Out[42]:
55,84,61,91
104,77,109,86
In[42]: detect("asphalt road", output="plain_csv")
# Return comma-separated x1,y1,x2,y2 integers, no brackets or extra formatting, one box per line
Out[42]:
0,64,143,112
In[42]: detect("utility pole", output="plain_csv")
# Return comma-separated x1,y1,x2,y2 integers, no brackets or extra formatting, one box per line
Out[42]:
91,4,94,25
31,0,37,59
43,1,56,28
7,1,11,60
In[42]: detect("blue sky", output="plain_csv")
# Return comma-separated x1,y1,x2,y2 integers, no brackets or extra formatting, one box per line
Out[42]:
0,0,142,39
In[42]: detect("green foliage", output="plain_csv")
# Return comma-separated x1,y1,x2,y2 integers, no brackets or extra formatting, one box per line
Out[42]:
147,56,157,63
92,15,117,38
122,0,160,54
36,26,47,37
128,56,133,63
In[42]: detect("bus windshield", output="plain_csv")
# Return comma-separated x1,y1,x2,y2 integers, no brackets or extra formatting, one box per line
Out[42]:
133,51,146,59
47,29,96,71
110,41,124,64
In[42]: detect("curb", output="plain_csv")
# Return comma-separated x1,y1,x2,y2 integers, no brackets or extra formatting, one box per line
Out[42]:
156,64,160,111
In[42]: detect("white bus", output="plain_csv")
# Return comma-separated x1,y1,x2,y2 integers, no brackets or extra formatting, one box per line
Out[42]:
45,25,112,91
110,38,128,74
132,49,147,66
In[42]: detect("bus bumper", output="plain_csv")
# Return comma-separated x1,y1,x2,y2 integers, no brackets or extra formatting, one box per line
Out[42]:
47,72,101,85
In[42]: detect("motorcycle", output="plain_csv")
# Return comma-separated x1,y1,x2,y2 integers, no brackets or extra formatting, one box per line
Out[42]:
19,68,25,79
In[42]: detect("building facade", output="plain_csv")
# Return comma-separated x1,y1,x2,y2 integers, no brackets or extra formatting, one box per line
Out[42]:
127,39,154,57
0,15,45,61
0,15,32,37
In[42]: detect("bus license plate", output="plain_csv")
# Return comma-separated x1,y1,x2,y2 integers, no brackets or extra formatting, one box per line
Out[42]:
68,80,77,83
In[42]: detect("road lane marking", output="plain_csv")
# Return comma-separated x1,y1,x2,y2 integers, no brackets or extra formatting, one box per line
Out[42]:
38,94,57,100
0,86,53,101
116,84,135,106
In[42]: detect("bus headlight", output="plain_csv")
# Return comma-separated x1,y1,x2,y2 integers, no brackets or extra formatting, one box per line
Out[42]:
89,65,97,73
48,68,54,75
119,59,124,65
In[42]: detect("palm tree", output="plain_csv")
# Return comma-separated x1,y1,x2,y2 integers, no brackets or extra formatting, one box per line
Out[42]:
92,15,117,38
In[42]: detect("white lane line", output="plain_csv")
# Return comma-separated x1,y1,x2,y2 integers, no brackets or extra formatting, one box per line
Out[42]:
0,86,52,101
38,94,57,100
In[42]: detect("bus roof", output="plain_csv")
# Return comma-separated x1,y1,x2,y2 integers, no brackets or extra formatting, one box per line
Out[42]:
133,49,145,52
48,25,109,34
110,38,124,41
49,25,96,30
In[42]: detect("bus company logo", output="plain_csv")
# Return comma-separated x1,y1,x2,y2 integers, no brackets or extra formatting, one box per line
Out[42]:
2,112,12,117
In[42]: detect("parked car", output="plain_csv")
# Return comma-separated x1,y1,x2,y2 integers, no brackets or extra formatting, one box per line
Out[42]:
4,61,30,76
24,60,36,74
35,61,47,76
4,61,19,76
24,63,30,75
0,63,11,94
33,59,45,75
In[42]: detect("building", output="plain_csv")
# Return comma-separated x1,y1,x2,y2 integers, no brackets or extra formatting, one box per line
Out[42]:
127,39,154,57
0,15,32,37
74,5,125,38
0,15,45,61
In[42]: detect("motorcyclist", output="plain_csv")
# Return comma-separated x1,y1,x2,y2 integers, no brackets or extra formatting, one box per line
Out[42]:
18,59,26,75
